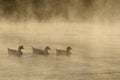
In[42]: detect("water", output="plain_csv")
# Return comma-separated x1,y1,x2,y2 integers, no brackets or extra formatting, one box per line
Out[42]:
0,53,120,80
0,22,120,80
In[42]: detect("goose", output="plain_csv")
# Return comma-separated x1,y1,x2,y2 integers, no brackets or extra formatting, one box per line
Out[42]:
56,47,72,56
8,45,24,56
32,46,51,55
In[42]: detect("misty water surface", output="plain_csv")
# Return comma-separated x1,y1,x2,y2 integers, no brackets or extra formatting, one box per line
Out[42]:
0,22,120,80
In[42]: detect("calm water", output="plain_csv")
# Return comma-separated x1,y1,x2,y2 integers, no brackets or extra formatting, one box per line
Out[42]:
0,22,120,80
0,53,120,80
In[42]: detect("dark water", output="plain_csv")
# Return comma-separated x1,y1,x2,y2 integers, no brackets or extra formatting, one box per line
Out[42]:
0,54,120,80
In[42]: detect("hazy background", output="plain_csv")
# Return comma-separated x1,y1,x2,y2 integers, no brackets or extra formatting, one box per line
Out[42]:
0,0,120,22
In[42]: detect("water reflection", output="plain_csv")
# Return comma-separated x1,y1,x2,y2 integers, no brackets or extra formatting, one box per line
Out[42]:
0,54,120,80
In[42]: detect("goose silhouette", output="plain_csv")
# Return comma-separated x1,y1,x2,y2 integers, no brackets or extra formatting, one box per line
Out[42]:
56,47,72,56
32,46,51,55
8,45,24,56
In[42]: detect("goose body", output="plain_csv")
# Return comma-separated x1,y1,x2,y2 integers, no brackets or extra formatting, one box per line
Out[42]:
8,46,24,56
56,47,72,56
32,46,51,55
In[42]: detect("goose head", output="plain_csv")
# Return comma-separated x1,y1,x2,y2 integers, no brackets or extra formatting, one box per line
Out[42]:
18,45,24,51
66,46,72,52
45,46,51,51
18,45,24,55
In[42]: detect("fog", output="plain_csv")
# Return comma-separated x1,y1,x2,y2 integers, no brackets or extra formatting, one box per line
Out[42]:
0,0,120,55
0,0,120,80
0,21,120,57
0,0,119,22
